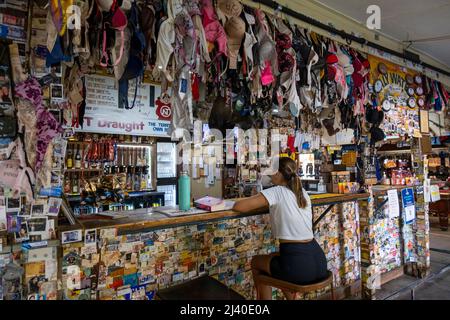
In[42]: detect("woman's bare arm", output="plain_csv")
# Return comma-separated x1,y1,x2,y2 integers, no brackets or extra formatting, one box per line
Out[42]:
232,193,269,213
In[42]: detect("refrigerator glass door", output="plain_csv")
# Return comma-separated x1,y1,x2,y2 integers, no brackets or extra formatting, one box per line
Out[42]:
157,142,177,178
157,184,176,207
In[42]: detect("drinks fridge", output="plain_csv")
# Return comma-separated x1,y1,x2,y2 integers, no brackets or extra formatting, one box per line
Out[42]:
156,141,178,206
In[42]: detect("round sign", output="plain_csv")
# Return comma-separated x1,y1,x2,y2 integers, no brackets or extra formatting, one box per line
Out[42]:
407,87,415,96
405,74,414,85
378,63,388,74
156,103,172,120
382,99,392,112
374,80,383,93
414,75,422,84
417,97,425,108
415,86,423,95
407,97,416,108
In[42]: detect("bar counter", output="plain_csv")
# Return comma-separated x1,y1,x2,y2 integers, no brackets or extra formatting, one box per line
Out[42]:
59,192,369,300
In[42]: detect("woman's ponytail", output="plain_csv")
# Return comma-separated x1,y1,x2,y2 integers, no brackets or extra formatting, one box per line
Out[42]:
288,174,307,208
279,157,307,209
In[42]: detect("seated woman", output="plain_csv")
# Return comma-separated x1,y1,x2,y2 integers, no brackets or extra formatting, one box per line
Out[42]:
233,157,328,299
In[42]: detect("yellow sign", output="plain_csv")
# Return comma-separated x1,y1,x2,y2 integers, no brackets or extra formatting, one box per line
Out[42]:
369,55,421,138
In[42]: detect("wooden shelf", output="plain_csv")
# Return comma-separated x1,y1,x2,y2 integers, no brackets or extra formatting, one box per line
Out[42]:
116,142,154,147
65,168,103,172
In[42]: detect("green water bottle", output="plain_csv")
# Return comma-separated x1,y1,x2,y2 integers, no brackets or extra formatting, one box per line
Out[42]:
178,171,191,211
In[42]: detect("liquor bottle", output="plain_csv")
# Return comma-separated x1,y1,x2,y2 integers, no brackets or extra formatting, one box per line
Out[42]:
75,146,82,169
114,146,120,174
64,176,71,194
134,166,141,191
83,145,89,169
67,146,73,169
72,173,79,194
140,166,148,190
119,147,125,173
126,166,133,191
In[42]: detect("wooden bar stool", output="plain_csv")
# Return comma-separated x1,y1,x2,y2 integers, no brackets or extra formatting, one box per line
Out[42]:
254,271,335,300
156,275,246,300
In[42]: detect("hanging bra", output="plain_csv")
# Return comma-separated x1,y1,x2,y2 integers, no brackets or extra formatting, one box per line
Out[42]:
255,9,277,86
202,0,227,58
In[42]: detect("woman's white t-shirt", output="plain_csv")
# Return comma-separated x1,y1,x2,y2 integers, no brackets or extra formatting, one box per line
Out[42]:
260,186,313,241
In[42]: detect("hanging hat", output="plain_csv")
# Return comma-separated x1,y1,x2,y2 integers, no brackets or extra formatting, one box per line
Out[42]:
185,0,201,16
326,53,338,64
370,126,385,144
322,118,340,136
97,0,114,12
217,0,243,18
366,107,384,126
208,96,233,134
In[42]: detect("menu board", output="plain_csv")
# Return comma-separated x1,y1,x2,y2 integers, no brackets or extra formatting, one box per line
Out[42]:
78,75,171,137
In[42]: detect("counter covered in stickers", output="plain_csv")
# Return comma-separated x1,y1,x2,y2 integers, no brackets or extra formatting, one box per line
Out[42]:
58,193,368,300
359,185,430,299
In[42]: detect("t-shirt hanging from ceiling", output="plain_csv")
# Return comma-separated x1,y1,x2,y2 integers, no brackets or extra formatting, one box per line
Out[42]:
78,75,171,137
368,55,421,139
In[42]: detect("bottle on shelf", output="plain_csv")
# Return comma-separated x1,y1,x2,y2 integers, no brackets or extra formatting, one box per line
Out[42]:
67,146,73,169
83,145,89,169
64,176,71,194
126,165,133,190
133,166,141,191
114,147,119,174
382,172,391,185
75,146,82,169
118,147,124,173
318,176,327,193
72,173,79,194
140,166,148,190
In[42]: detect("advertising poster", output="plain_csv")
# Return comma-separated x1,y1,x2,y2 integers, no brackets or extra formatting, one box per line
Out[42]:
77,75,171,137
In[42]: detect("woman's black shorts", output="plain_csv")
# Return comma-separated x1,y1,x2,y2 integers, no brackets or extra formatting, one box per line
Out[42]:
270,239,328,285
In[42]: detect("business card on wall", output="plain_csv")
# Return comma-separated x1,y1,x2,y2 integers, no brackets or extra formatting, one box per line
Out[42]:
61,229,83,244
99,228,117,240
25,247,56,263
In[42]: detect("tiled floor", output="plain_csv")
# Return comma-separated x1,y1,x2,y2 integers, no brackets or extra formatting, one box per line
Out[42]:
375,228,450,300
